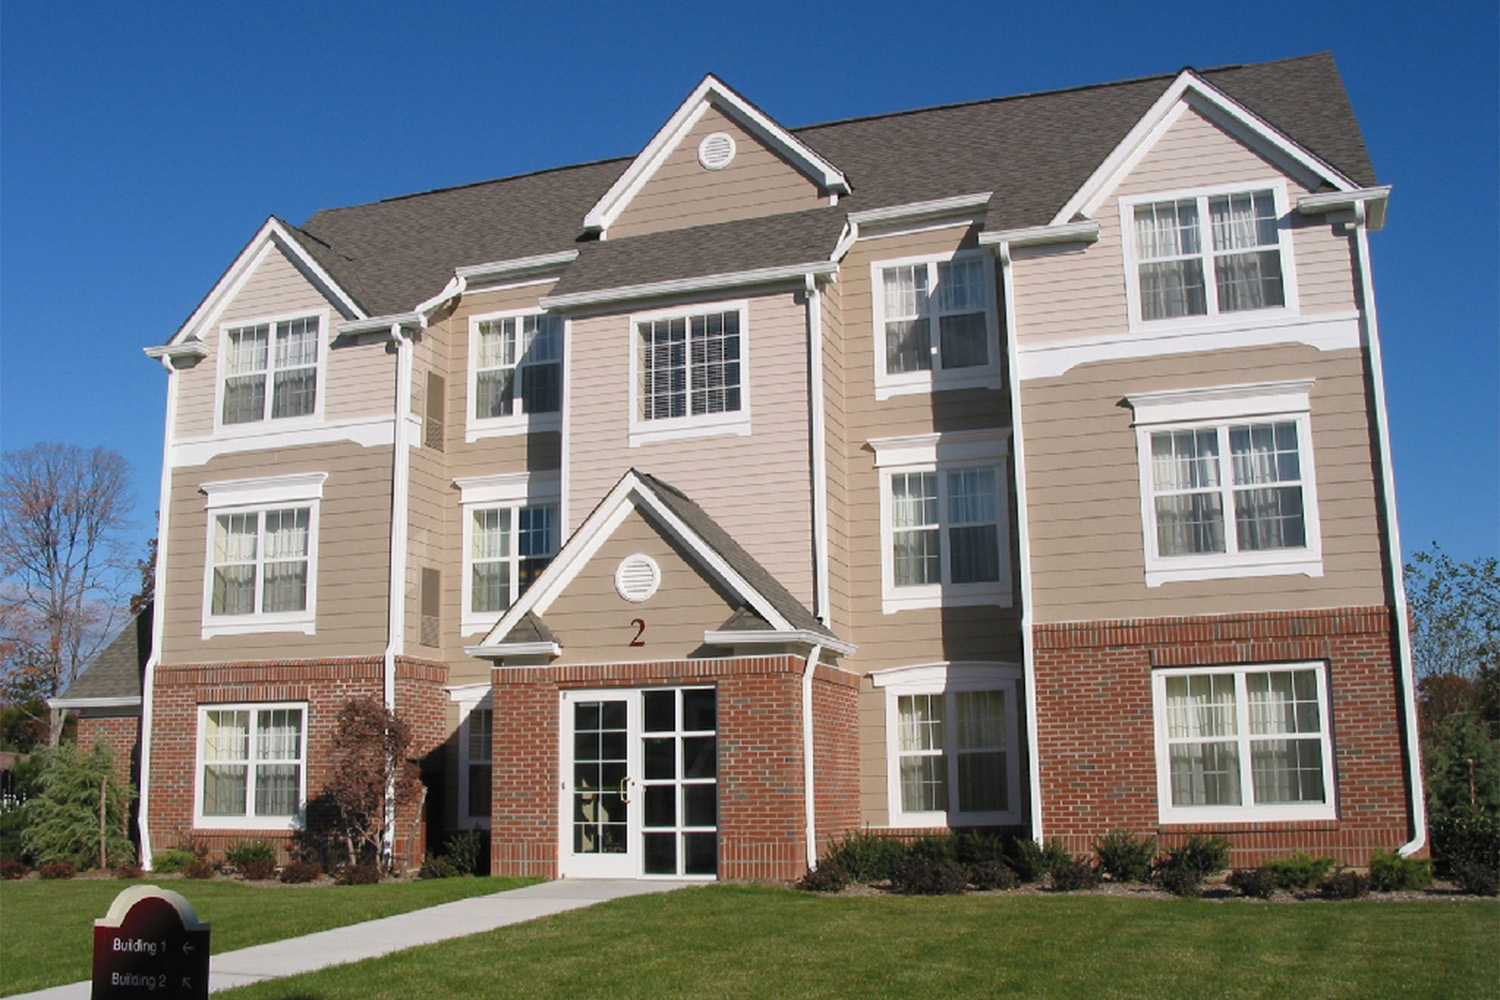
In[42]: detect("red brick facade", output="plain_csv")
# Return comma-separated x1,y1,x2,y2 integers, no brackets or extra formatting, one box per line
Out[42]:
75,713,141,792
489,655,860,881
1033,606,1418,867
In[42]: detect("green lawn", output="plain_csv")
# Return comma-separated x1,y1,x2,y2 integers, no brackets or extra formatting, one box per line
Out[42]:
0,876,534,996
213,885,1500,1000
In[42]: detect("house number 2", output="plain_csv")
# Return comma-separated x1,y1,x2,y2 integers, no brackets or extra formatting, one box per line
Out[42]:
629,618,646,647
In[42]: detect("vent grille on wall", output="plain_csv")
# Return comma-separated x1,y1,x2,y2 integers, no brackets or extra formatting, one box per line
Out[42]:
614,554,662,603
697,132,736,170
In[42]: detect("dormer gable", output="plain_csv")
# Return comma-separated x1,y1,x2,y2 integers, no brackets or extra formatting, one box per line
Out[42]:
584,75,850,240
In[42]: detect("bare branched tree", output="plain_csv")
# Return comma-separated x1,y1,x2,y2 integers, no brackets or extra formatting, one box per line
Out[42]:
0,443,134,743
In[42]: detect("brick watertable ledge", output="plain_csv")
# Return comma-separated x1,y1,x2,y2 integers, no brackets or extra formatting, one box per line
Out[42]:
156,655,447,688
1034,606,1391,651
494,655,859,687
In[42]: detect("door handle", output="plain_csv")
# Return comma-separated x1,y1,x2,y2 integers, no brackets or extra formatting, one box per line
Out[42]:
618,775,633,804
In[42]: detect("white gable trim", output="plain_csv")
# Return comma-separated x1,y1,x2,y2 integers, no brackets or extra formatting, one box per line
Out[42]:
583,75,850,235
1052,70,1358,227
473,471,799,655
166,218,366,347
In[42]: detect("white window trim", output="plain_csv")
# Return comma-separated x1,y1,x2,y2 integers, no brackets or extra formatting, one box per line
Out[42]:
193,701,309,830
465,308,564,443
212,308,330,435
870,249,1002,401
448,684,494,829
1120,179,1300,335
1152,661,1337,824
627,299,752,447
456,472,561,636
870,431,1012,613
1128,380,1322,587
200,473,326,638
872,662,1024,828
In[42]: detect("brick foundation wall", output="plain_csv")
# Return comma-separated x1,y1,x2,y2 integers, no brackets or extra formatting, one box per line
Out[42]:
1033,606,1418,867
811,665,861,858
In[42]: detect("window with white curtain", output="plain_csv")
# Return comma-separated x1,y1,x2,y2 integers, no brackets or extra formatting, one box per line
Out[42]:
201,472,324,637
871,251,1000,398
1124,184,1294,325
197,704,307,828
1153,663,1335,823
469,311,562,438
468,503,558,616
220,315,322,426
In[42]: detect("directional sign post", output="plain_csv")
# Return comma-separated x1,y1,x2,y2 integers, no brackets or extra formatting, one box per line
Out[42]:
92,885,210,1000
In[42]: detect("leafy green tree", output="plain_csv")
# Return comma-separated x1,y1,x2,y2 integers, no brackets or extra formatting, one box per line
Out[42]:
1405,546,1499,682
19,742,135,869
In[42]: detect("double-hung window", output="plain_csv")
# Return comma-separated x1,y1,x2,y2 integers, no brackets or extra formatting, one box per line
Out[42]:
464,706,493,824
196,703,307,829
457,472,561,634
872,251,1000,399
1153,663,1335,823
468,310,563,440
872,431,1011,612
1127,381,1321,587
201,473,325,637
219,313,324,427
629,301,750,445
1124,182,1296,326
873,664,1023,827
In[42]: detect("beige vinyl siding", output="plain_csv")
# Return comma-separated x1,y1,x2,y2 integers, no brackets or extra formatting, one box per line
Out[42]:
820,280,850,635
610,105,825,239
535,508,742,667
159,442,393,664
566,289,816,607
1021,344,1386,623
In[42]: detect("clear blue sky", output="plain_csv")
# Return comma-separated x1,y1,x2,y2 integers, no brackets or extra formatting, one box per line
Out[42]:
2,0,1496,569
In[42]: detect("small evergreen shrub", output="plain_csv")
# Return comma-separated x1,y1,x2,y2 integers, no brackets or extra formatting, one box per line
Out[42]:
443,829,486,876
0,857,29,880
826,831,910,883
1368,849,1431,892
968,860,1019,891
241,858,277,880
1261,851,1335,890
891,856,968,895
182,858,216,879
1005,836,1071,883
796,859,850,892
1430,811,1500,877
1162,834,1232,880
280,860,322,884
1093,830,1157,883
419,853,460,879
39,860,76,880
1155,865,1202,898
151,849,198,873
910,835,958,861
1318,869,1370,899
336,861,382,885
225,840,277,872
114,863,145,880
1049,858,1102,892
954,830,1010,866
1454,862,1500,897
1226,867,1276,900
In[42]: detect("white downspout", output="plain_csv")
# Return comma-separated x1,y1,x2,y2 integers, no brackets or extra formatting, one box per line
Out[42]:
805,274,831,625
996,242,1044,844
383,322,415,862
1350,204,1426,857
802,643,824,869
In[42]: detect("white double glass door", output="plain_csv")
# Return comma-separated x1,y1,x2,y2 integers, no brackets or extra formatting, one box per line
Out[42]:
560,687,718,878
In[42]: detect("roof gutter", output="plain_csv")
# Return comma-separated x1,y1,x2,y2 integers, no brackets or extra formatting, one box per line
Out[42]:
978,220,1100,249
540,261,839,310
1297,185,1391,232
47,696,142,711
847,192,993,229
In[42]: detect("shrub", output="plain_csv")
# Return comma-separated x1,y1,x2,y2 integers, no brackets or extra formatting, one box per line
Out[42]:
419,853,460,880
968,860,1019,891
150,849,198,873
19,744,135,870
954,830,1010,866
182,858,215,880
1156,865,1202,898
0,856,29,880
1262,851,1335,890
280,860,322,884
241,858,277,880
826,831,910,884
1049,858,1102,892
1454,862,1500,896
1368,849,1431,892
1226,867,1276,900
1005,837,1071,883
890,856,968,895
1093,830,1157,883
225,840,277,872
1162,834,1232,880
796,859,849,892
1429,810,1500,877
909,835,958,862
336,861,382,885
114,863,145,880
38,860,75,879
1318,869,1370,900
326,698,422,868
443,829,486,876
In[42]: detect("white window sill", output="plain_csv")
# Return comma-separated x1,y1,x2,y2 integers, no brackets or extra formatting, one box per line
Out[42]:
875,370,1003,402
193,814,303,831
1158,801,1337,825
882,586,1012,615
628,414,751,448
886,809,1021,828
1144,552,1323,588
202,616,316,639
465,412,562,443
1127,306,1300,339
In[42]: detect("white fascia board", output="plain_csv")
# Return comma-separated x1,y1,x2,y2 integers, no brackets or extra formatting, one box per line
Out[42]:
583,75,849,234
1298,186,1391,231
540,261,838,311
465,641,562,660
166,218,366,347
979,220,1100,248
703,629,856,657
48,696,142,710
143,341,210,367
336,314,423,338
848,192,993,229
456,250,580,283
1051,71,1357,227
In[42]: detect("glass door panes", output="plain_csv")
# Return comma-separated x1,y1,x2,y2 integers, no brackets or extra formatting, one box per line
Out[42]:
571,699,629,857
640,688,718,877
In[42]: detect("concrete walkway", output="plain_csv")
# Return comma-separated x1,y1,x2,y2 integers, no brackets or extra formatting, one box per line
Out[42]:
17,878,693,999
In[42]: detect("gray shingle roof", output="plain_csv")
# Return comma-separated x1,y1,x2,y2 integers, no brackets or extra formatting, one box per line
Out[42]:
54,608,150,704
273,53,1372,317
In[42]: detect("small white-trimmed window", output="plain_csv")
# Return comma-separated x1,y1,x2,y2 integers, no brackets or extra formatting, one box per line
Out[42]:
870,431,1011,613
1153,662,1336,824
628,300,750,446
871,250,1001,399
217,311,327,428
195,703,307,829
467,310,563,441
1127,381,1321,587
447,684,493,829
873,663,1023,828
1121,182,1298,329
201,473,325,637
457,472,561,635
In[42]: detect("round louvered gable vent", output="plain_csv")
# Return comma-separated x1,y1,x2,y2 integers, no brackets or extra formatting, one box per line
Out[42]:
615,554,661,603
697,132,736,170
